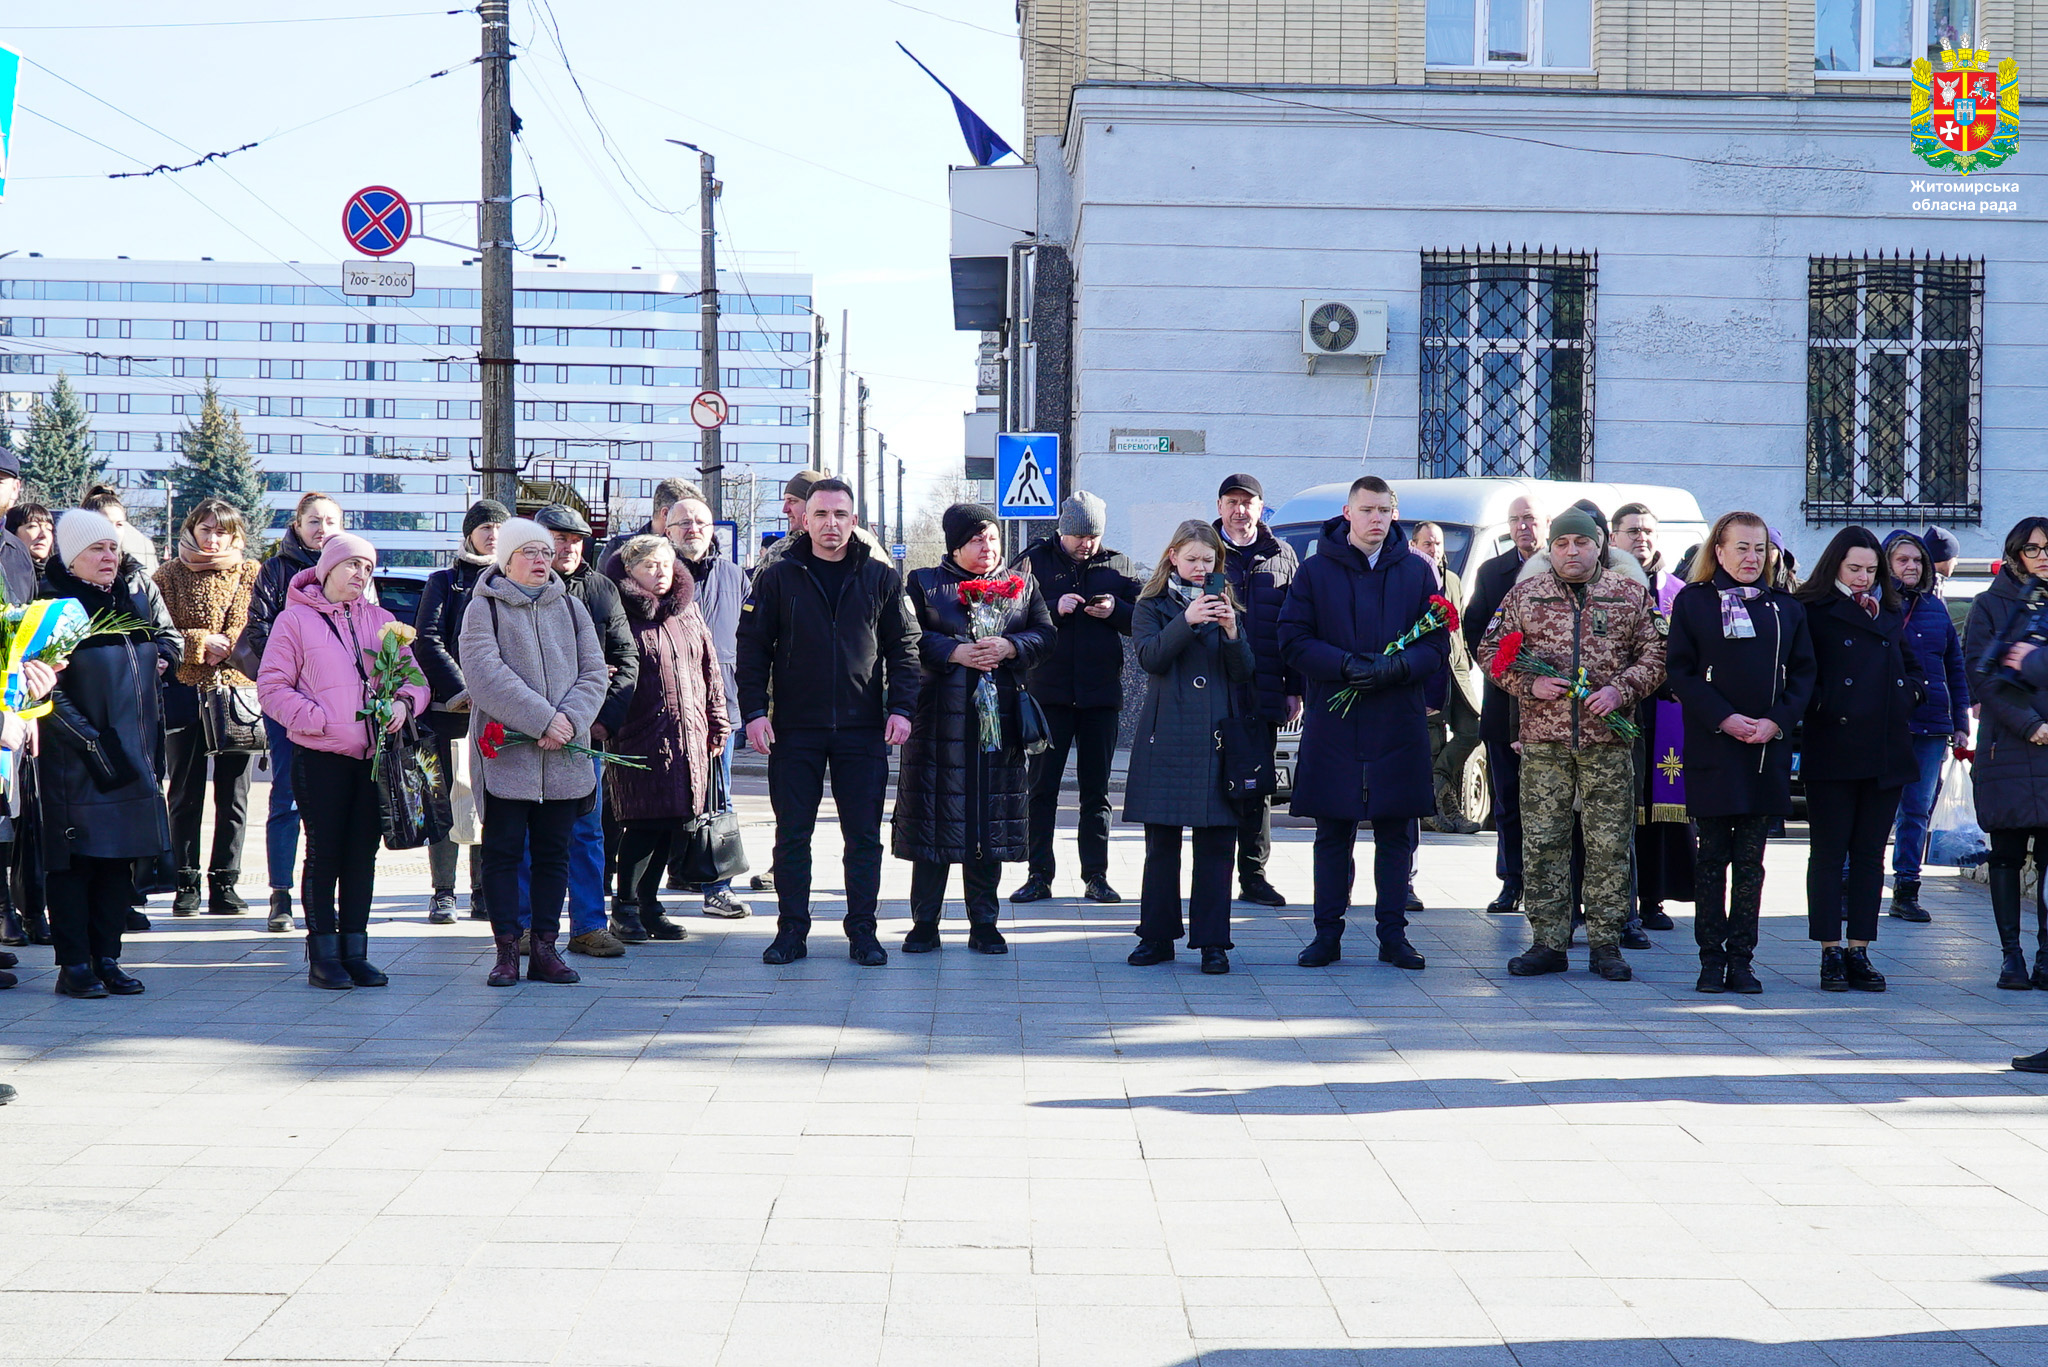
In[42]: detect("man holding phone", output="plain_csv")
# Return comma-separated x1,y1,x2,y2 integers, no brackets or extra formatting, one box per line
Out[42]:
1011,492,1142,904
1214,474,1300,908
1278,476,1447,971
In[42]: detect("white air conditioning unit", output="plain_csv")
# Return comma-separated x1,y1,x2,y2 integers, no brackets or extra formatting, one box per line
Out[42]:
1301,299,1389,363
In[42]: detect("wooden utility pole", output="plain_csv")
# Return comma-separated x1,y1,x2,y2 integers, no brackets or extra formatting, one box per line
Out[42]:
477,0,518,510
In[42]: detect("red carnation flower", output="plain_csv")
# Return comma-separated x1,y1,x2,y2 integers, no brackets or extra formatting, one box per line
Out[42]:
478,719,506,759
1431,593,1460,633
1488,630,1524,682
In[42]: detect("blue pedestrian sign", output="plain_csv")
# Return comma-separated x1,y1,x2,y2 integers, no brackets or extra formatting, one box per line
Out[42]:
996,432,1058,518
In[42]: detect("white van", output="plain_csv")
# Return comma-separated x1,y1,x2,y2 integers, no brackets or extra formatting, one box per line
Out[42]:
1267,477,1709,813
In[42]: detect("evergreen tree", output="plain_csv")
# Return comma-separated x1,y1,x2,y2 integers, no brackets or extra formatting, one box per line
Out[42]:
22,372,105,508
169,382,269,538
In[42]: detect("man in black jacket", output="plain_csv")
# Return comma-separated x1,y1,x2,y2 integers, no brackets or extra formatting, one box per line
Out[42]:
1015,493,1146,909
1009,492,1140,905
737,479,919,966
1214,473,1300,908
1463,491,1548,917
529,503,640,957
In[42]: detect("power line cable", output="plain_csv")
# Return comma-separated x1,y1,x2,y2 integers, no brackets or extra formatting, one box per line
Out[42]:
521,0,693,224
5,9,464,30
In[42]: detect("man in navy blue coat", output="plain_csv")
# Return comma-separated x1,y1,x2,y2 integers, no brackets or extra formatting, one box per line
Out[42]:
1279,476,1449,971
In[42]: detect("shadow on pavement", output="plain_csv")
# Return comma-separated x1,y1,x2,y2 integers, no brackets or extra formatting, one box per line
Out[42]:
1170,1330,2048,1366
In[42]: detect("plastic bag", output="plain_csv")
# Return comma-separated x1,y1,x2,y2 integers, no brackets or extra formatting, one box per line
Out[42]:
1926,755,1990,868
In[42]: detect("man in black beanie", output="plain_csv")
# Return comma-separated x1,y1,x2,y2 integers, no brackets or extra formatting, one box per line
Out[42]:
738,477,920,966
416,497,512,922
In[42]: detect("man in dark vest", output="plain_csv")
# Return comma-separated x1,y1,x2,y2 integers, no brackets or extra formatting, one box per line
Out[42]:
1213,473,1299,908
1463,491,1547,917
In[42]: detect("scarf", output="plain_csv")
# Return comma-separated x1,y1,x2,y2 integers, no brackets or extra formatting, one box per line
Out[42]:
456,547,494,568
1719,584,1762,639
177,534,244,573
1837,580,1879,618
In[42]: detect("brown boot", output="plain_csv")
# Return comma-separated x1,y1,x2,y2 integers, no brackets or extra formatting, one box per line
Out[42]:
526,931,580,984
486,935,521,987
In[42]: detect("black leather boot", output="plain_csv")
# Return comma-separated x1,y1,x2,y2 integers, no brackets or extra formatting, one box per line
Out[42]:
207,869,249,915
1819,945,1848,990
54,963,106,998
172,868,202,916
846,920,888,967
267,889,294,933
1992,865,2032,990
1843,946,1887,992
20,900,51,947
337,933,388,987
305,933,353,990
1297,928,1343,967
93,959,144,994
966,920,1008,955
761,922,807,964
0,875,23,948
902,920,942,953
1889,878,1929,922
1723,954,1763,994
1695,950,1727,994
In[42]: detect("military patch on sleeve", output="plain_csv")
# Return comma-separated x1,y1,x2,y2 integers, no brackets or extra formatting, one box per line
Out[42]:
1653,611,1669,637
1591,608,1609,636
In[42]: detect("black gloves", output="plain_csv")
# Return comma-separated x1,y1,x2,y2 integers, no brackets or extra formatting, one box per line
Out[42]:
1341,654,1384,689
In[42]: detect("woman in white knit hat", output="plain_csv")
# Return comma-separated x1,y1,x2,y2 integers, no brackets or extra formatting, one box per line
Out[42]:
39,509,182,998
459,517,610,987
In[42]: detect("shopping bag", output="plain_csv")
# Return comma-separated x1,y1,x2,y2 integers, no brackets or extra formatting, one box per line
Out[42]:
1926,755,1990,868
448,729,480,846
375,720,454,852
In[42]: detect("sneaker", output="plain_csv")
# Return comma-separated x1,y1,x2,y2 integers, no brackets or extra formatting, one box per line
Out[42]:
1082,877,1122,904
1237,877,1286,908
1508,944,1568,976
702,888,752,919
967,922,1008,955
567,929,626,958
428,890,458,925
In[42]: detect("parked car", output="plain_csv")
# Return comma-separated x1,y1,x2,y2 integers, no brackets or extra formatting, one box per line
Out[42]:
1267,477,1709,808
372,567,433,625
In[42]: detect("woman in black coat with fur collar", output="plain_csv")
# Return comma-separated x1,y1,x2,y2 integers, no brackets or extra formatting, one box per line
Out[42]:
1795,526,1925,995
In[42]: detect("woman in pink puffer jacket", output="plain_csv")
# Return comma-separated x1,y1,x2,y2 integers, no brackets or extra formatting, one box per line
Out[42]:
257,532,430,991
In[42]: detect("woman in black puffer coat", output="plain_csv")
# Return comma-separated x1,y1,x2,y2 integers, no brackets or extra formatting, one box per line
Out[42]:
39,510,182,999
892,504,1054,954
1122,520,1253,976
1964,516,2048,995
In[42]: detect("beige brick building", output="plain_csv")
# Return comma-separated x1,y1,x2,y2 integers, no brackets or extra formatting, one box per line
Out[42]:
1019,0,2043,150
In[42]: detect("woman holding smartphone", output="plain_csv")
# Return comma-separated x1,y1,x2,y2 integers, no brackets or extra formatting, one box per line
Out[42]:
1123,520,1254,975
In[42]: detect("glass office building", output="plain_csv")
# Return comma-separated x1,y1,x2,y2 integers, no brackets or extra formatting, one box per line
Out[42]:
0,258,814,565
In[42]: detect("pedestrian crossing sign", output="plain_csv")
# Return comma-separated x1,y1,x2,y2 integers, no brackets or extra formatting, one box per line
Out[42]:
996,432,1059,518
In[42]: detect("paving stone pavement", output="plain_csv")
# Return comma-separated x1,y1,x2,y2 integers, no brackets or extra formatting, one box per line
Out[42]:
1,781,2046,1367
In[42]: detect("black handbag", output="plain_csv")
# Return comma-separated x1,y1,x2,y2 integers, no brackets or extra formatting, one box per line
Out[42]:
1216,677,1277,800
673,763,749,885
1014,689,1053,757
199,681,267,756
373,718,453,851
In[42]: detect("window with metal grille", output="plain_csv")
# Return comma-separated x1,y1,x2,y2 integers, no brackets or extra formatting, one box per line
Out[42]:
1805,255,1982,524
1419,249,1595,481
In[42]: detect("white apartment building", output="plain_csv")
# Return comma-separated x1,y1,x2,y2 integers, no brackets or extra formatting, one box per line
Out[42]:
0,258,816,565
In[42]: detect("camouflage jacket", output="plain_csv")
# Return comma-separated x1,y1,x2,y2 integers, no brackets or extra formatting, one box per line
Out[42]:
1476,550,1667,748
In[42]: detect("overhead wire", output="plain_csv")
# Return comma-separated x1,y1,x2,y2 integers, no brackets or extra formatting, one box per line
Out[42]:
6,9,465,30
521,0,692,224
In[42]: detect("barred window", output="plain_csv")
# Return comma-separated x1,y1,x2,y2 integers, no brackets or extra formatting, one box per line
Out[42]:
1805,255,1982,524
1419,249,1595,481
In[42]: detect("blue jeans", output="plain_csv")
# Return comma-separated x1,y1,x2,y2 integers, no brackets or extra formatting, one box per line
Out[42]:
1891,733,1951,883
263,717,301,891
517,755,606,935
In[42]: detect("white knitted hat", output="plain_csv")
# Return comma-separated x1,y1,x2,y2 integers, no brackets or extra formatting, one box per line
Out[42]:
56,509,123,571
493,516,554,569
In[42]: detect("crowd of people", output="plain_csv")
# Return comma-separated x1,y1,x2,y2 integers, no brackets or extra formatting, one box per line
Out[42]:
2,457,2045,1073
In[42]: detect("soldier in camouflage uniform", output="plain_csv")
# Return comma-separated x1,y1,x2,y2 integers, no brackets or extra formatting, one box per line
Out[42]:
1477,506,1666,981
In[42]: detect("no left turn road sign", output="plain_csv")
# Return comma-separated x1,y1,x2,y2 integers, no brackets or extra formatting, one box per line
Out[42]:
690,390,729,430
343,186,412,258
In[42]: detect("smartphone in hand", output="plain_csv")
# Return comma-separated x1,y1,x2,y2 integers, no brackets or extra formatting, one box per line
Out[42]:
1202,572,1228,598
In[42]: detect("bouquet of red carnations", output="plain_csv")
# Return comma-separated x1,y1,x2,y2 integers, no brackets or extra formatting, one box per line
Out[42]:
1486,630,1642,741
477,719,649,769
957,575,1025,752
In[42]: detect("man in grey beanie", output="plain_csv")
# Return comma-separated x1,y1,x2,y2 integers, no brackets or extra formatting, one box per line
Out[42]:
1009,491,1141,903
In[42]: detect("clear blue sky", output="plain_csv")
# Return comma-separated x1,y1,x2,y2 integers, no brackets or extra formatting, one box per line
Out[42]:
1,0,1022,507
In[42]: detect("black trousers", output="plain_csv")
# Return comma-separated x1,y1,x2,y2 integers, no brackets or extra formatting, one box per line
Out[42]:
481,791,579,938
910,857,1001,925
1235,721,1277,883
48,854,137,968
165,727,252,874
1805,777,1903,943
1025,703,1117,882
766,727,887,932
295,748,382,937
617,824,675,910
1486,737,1523,891
1694,814,1769,959
1138,824,1235,949
1312,817,1419,941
